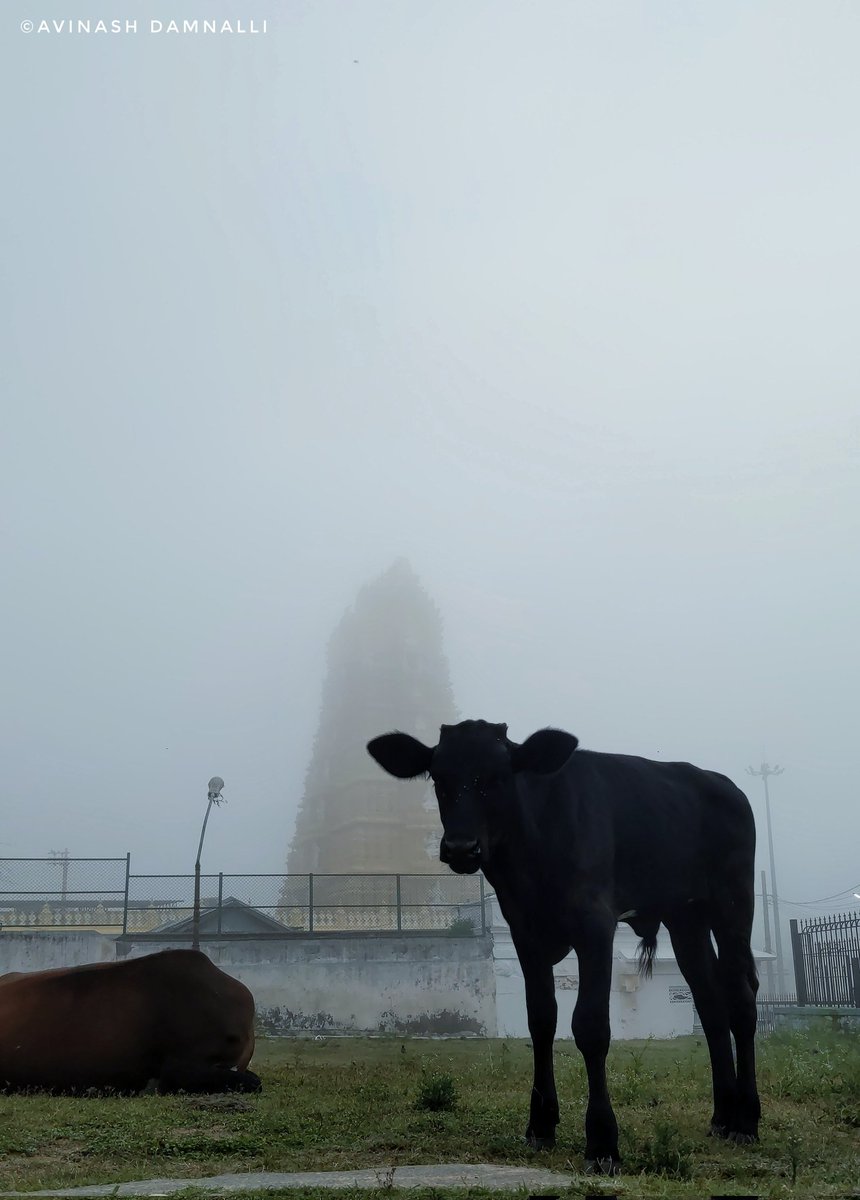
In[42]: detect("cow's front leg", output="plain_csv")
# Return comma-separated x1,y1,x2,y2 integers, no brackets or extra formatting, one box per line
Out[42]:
520,955,559,1148
572,924,619,1173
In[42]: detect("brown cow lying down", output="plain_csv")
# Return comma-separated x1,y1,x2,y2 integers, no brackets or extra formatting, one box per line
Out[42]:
0,948,261,1094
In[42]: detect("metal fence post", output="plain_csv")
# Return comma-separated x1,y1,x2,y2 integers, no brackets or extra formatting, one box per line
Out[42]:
217,872,223,934
850,956,860,1009
479,874,487,935
396,874,402,932
789,919,808,1005
122,853,131,935
308,873,314,934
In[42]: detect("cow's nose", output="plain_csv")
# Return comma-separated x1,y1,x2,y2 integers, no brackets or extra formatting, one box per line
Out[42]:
440,838,481,865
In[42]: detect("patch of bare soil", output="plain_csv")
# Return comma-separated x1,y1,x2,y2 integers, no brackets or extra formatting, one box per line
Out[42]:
183,1096,256,1113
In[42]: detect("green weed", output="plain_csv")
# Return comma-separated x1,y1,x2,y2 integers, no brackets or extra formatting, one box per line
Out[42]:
414,1072,458,1112
630,1119,694,1179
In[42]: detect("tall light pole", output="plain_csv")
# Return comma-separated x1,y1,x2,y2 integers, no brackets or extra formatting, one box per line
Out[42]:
192,776,225,951
747,763,785,992
760,870,775,996
49,849,70,905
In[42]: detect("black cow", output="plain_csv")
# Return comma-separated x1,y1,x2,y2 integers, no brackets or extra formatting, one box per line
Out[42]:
368,720,760,1173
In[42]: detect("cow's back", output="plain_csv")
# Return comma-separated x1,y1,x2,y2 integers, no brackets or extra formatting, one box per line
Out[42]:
136,950,257,1070
528,749,755,913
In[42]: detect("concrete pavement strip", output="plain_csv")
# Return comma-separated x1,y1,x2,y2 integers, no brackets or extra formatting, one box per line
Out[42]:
0,1164,578,1196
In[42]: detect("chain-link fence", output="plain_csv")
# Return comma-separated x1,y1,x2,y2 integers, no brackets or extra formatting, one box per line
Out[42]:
0,857,130,930
124,873,221,934
0,860,489,937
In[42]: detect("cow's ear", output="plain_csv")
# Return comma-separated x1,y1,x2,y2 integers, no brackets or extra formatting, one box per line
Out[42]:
510,728,578,775
367,732,434,779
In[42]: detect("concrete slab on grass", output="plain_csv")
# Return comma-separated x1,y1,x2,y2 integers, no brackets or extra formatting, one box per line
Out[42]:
1,1164,577,1196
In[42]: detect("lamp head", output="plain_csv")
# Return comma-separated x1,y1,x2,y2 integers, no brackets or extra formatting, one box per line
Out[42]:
207,776,225,803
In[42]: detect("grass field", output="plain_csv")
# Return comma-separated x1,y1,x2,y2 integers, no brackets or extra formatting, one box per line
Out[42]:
0,1026,858,1199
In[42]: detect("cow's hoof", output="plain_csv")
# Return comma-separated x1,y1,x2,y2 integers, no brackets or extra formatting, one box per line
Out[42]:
709,1120,757,1144
525,1128,556,1150
585,1156,621,1176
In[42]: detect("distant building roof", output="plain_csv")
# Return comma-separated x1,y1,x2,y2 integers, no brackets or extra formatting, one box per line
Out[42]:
150,897,289,935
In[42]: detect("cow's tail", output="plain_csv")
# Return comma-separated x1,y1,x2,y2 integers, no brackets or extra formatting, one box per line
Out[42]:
636,927,659,980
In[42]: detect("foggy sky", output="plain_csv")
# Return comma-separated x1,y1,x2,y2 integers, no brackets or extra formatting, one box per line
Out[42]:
2,2,858,936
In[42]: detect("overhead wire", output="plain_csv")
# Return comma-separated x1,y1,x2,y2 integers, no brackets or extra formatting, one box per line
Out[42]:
778,882,860,906
753,883,860,918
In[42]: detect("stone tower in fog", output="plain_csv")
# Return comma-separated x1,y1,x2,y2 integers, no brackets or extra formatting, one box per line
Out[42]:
287,559,458,874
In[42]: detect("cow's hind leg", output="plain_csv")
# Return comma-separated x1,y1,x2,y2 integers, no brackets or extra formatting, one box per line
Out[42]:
518,952,559,1149
157,1058,262,1095
665,911,737,1138
571,923,619,1174
712,912,760,1142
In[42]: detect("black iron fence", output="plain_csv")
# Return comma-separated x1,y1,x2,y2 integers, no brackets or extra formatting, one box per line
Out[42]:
791,911,860,1007
756,993,799,1036
695,994,798,1038
0,859,488,938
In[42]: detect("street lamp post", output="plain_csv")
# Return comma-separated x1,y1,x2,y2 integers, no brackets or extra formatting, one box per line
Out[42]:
747,763,785,992
49,849,70,905
192,776,225,951
760,869,776,995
